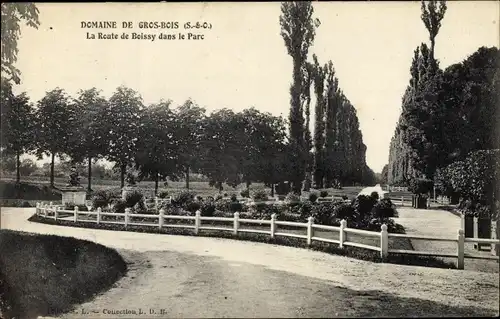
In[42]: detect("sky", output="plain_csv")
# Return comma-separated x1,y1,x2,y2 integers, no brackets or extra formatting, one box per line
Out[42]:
13,1,500,173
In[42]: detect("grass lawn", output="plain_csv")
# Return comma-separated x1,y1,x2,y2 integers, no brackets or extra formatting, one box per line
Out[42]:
0,229,127,319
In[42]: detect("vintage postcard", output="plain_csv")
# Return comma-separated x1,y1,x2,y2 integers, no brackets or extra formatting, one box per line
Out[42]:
0,1,499,318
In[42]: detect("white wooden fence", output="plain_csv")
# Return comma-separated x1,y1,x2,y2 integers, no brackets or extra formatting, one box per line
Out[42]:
35,202,499,270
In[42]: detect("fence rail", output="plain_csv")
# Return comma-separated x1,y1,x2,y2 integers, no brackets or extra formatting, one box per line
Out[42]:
35,202,500,269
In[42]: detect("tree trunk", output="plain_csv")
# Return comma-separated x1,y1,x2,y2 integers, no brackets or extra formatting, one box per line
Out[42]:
50,153,55,188
16,151,20,184
185,166,190,189
154,173,159,196
120,163,126,188
271,184,275,197
246,180,251,190
87,157,92,192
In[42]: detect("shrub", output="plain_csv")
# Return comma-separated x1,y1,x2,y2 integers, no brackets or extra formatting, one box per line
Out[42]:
342,195,348,200
285,192,300,203
310,202,335,225
370,191,379,202
320,190,328,198
240,189,250,198
172,191,196,207
408,178,434,195
308,192,318,203
157,191,169,199
250,203,282,219
91,190,114,209
215,194,223,201
352,195,376,220
275,182,290,196
185,201,201,213
63,204,88,212
125,190,144,208
252,189,268,202
371,198,396,219
196,195,203,202
111,200,126,214
230,193,238,202
200,202,216,217
333,202,356,221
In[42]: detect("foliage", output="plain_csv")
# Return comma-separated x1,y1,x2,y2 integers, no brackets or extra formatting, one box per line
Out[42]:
240,189,250,198
1,3,40,84
252,189,268,202
319,190,328,198
447,149,500,218
157,191,169,199
34,88,74,187
408,178,434,195
124,190,144,208
91,190,115,209
135,100,179,195
63,204,88,212
308,192,318,203
352,195,377,220
172,190,196,207
174,99,206,189
371,199,396,219
285,192,300,203
106,86,143,187
280,1,320,194
111,199,127,214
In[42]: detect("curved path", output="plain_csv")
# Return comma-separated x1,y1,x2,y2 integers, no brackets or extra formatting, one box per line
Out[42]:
1,208,499,318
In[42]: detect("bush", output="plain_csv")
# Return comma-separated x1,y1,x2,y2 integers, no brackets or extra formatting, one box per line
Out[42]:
185,201,201,213
408,178,434,195
124,190,144,208
333,202,356,221
230,193,238,202
250,203,282,219
308,192,318,203
240,189,250,198
285,192,300,203
200,202,216,217
275,182,290,196
91,190,114,209
111,200,126,214
252,189,268,202
352,195,376,220
63,204,88,212
370,191,379,202
157,191,169,199
342,195,348,200
371,198,396,219
320,190,328,198
310,202,336,225
172,191,196,207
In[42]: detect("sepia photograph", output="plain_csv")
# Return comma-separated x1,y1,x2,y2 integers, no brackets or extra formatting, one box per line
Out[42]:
0,1,499,318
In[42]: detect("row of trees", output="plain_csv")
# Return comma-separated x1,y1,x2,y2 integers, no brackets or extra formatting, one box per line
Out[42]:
279,2,375,193
385,0,499,216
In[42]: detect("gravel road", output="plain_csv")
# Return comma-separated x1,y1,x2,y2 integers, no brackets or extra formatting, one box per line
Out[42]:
2,208,499,318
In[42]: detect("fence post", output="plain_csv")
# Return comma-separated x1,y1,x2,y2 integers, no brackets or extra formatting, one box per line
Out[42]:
159,208,165,229
155,197,158,212
339,219,347,248
270,213,276,239
233,212,240,235
54,206,59,221
457,229,465,269
36,202,40,215
307,216,314,246
195,210,201,235
124,208,130,227
49,201,53,207
473,217,479,239
74,206,78,222
401,196,404,207
43,204,47,217
380,224,389,260
97,207,101,224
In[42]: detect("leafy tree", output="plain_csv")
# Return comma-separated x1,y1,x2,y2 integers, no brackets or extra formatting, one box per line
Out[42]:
280,1,320,194
1,3,40,84
420,0,447,60
174,99,206,189
238,108,289,194
70,88,109,192
2,91,35,182
34,88,73,187
311,54,327,188
380,165,388,185
135,100,180,195
200,109,243,192
106,86,143,188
